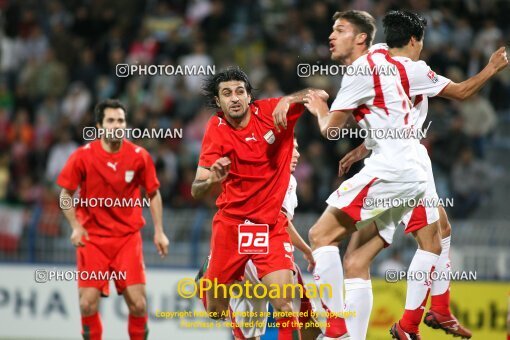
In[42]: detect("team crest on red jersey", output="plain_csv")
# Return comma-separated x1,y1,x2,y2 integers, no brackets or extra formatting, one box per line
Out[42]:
263,130,275,144
125,170,135,183
427,70,439,83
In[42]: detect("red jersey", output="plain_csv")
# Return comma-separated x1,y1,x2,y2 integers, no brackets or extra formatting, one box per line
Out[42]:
57,139,159,237
198,98,304,225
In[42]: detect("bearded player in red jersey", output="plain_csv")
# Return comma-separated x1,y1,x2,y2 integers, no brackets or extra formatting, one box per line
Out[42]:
191,66,327,340
57,99,169,340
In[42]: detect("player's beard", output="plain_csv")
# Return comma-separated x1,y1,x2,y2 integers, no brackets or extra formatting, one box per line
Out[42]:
105,128,124,143
227,105,248,120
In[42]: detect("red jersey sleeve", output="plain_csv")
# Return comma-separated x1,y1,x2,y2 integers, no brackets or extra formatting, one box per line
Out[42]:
198,117,222,168
140,149,160,194
255,97,305,126
57,149,84,191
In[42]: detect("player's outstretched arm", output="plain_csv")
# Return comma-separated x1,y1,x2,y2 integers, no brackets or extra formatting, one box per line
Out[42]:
272,88,329,132
285,218,315,272
440,46,508,101
147,189,169,258
59,188,89,247
304,90,351,137
191,157,231,200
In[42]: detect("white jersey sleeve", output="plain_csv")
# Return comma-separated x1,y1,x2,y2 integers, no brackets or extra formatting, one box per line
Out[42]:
409,61,451,98
281,175,298,220
330,72,374,111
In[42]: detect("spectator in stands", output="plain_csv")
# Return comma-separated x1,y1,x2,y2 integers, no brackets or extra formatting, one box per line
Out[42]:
458,92,497,158
451,147,495,218
45,130,78,183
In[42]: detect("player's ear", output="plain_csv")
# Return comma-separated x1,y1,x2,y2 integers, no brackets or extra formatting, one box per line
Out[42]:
356,32,368,46
214,96,220,108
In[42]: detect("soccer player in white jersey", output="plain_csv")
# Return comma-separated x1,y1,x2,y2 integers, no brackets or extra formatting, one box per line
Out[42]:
337,10,508,340
301,10,431,340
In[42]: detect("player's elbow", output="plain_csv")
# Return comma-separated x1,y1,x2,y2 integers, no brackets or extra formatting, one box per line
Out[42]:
319,119,345,139
190,187,199,199
445,83,470,101
455,88,471,101
190,185,203,200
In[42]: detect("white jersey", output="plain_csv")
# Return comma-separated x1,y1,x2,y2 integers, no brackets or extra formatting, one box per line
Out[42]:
331,52,426,182
369,43,451,134
367,44,451,171
281,174,297,220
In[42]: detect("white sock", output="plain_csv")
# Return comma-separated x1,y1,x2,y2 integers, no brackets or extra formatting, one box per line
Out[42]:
345,278,372,340
431,236,451,296
312,246,344,313
405,249,439,309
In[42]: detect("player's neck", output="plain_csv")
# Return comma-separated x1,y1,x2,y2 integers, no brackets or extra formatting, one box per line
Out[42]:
100,139,123,153
345,47,368,65
224,110,251,130
388,47,412,59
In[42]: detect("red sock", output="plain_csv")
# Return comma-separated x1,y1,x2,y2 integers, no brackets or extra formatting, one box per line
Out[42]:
325,315,347,337
277,316,301,340
81,312,102,340
128,314,148,340
431,288,451,315
399,291,430,334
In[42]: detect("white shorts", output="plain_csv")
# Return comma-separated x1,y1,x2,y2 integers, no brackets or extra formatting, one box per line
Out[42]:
229,261,312,339
400,145,440,233
326,173,426,245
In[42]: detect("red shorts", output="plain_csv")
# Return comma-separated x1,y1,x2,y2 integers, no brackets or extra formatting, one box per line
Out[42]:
205,211,295,284
77,231,145,296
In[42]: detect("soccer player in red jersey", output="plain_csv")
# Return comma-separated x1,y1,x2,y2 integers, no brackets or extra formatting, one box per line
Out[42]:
57,99,169,340
191,66,327,340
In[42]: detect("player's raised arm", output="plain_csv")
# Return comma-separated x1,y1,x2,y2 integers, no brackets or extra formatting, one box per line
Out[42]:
440,46,508,101
59,188,89,247
191,157,231,200
146,189,169,258
272,88,329,132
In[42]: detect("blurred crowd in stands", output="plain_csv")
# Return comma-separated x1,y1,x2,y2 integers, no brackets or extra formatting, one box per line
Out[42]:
1,0,509,226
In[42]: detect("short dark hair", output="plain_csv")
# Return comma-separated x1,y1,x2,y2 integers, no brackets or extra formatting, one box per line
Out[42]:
333,10,376,47
383,10,427,48
202,66,254,108
94,99,127,126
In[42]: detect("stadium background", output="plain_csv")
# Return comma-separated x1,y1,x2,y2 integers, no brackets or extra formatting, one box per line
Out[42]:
0,0,508,339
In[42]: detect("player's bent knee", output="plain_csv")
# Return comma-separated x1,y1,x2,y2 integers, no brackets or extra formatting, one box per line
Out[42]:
343,253,370,278
309,225,335,249
79,297,99,316
128,297,147,316
440,217,451,236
